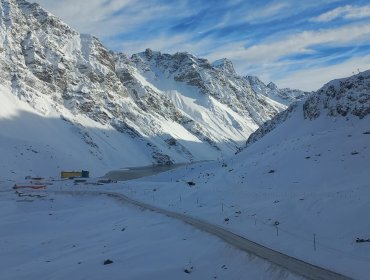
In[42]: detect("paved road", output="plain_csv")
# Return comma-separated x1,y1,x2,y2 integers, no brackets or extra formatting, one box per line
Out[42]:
55,190,353,280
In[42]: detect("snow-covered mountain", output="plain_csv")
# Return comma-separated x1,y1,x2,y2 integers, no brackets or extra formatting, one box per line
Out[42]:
111,71,370,279
0,0,307,178
246,70,370,146
246,75,308,105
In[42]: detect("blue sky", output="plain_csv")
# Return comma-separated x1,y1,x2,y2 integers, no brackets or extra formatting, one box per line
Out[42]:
33,0,370,90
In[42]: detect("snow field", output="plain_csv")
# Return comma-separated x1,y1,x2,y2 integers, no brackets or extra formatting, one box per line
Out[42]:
94,112,370,280
0,189,303,280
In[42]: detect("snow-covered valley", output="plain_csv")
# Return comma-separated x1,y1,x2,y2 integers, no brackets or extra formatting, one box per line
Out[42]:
35,71,369,279
0,190,304,280
1,0,370,280
105,114,370,279
2,71,369,279
0,0,309,179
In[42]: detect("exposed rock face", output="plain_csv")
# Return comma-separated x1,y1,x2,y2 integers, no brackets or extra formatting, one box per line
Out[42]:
304,71,370,119
120,49,288,126
212,58,236,75
0,0,306,165
245,71,370,149
246,76,309,105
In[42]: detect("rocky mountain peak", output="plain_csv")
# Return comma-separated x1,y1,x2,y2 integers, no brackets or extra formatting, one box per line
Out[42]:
244,70,370,150
304,70,370,120
267,82,278,91
142,48,161,60
246,75,265,86
212,58,236,75
246,75,308,105
0,0,308,168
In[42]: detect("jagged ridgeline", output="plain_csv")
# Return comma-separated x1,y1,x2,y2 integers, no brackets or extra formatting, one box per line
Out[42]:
245,70,370,148
0,0,307,173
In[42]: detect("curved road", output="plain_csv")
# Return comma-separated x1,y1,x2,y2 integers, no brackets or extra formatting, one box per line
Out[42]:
55,190,352,280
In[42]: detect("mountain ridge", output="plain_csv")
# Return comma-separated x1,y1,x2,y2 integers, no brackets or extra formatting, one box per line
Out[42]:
111,67,370,280
0,0,307,177
245,70,370,148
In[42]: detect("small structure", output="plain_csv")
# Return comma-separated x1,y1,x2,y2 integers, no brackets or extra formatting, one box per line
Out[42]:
81,170,89,178
61,170,89,179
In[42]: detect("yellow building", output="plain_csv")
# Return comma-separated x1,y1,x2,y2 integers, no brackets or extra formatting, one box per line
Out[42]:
60,171,82,179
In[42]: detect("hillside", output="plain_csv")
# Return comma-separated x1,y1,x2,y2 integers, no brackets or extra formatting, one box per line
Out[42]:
0,0,307,179
103,71,370,280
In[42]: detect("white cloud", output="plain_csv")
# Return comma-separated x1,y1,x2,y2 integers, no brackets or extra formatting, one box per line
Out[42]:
32,1,370,91
33,0,132,35
32,0,189,38
206,23,370,64
311,5,370,22
202,23,370,90
244,2,290,23
275,54,370,90
101,20,370,90
345,5,370,19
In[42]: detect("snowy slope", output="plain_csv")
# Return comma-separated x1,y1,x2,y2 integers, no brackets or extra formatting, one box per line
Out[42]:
0,0,307,179
0,85,161,179
246,75,308,105
98,71,370,280
0,188,303,280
